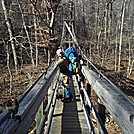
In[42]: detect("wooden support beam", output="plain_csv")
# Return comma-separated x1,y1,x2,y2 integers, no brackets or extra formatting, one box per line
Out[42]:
35,102,44,131
81,65,134,134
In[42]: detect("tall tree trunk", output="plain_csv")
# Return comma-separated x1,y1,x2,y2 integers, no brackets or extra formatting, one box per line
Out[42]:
115,21,119,72
32,7,38,67
1,0,18,74
17,0,35,67
108,2,113,46
127,1,133,77
95,0,99,51
46,2,56,65
103,2,108,61
129,60,134,76
104,2,107,47
49,11,55,36
47,47,51,66
127,40,131,77
118,0,127,72
3,40,13,94
46,2,55,36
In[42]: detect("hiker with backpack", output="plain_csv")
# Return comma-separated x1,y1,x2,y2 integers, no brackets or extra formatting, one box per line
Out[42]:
55,48,70,76
55,45,79,101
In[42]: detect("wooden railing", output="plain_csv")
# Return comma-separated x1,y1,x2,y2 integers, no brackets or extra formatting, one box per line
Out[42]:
77,53,134,134
0,53,134,134
66,17,134,133
74,75,108,134
0,62,60,134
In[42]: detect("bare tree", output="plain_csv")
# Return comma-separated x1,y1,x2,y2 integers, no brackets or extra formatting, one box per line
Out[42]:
3,39,13,94
32,6,38,66
118,0,127,72
17,0,35,66
1,0,18,74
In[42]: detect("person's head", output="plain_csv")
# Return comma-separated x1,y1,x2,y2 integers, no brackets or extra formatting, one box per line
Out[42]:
56,48,63,57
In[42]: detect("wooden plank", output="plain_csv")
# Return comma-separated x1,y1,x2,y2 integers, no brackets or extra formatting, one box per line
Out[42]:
0,109,13,126
48,73,64,134
61,79,83,134
82,66,134,134
73,76,95,134
0,109,19,133
35,102,44,130
0,117,20,134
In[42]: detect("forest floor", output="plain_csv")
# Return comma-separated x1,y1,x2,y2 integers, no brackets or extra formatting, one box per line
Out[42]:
0,64,47,108
0,61,134,134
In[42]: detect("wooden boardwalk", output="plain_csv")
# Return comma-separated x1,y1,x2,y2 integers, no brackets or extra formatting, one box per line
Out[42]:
1,63,133,134
50,76,89,134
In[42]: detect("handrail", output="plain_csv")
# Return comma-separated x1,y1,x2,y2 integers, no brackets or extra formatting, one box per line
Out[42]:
0,62,60,134
80,81,108,134
0,109,14,126
61,21,134,134
36,70,60,134
45,80,59,134
81,65,134,134
18,72,45,103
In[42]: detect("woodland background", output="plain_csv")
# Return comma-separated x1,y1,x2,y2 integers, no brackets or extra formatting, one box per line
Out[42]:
0,0,133,133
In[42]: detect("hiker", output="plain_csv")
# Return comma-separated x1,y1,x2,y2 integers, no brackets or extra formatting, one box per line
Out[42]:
55,48,69,76
55,45,79,76
55,45,79,101
55,48,72,101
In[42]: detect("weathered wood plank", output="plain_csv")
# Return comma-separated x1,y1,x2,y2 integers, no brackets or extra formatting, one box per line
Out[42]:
82,66,134,134
0,109,13,126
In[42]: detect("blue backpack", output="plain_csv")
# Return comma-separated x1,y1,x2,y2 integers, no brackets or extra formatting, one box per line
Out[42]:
64,47,79,75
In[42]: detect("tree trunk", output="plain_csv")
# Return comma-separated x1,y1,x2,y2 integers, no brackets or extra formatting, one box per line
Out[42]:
17,0,35,67
129,60,134,76
32,7,38,67
103,2,108,62
4,40,13,94
1,0,18,74
127,1,133,77
47,48,51,66
118,0,127,72
115,21,119,72
49,11,55,36
127,41,131,77
95,0,99,51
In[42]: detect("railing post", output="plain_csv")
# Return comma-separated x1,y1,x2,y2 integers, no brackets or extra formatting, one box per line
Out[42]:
86,83,91,97
76,74,81,88
36,102,44,132
98,98,106,124
85,83,91,115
